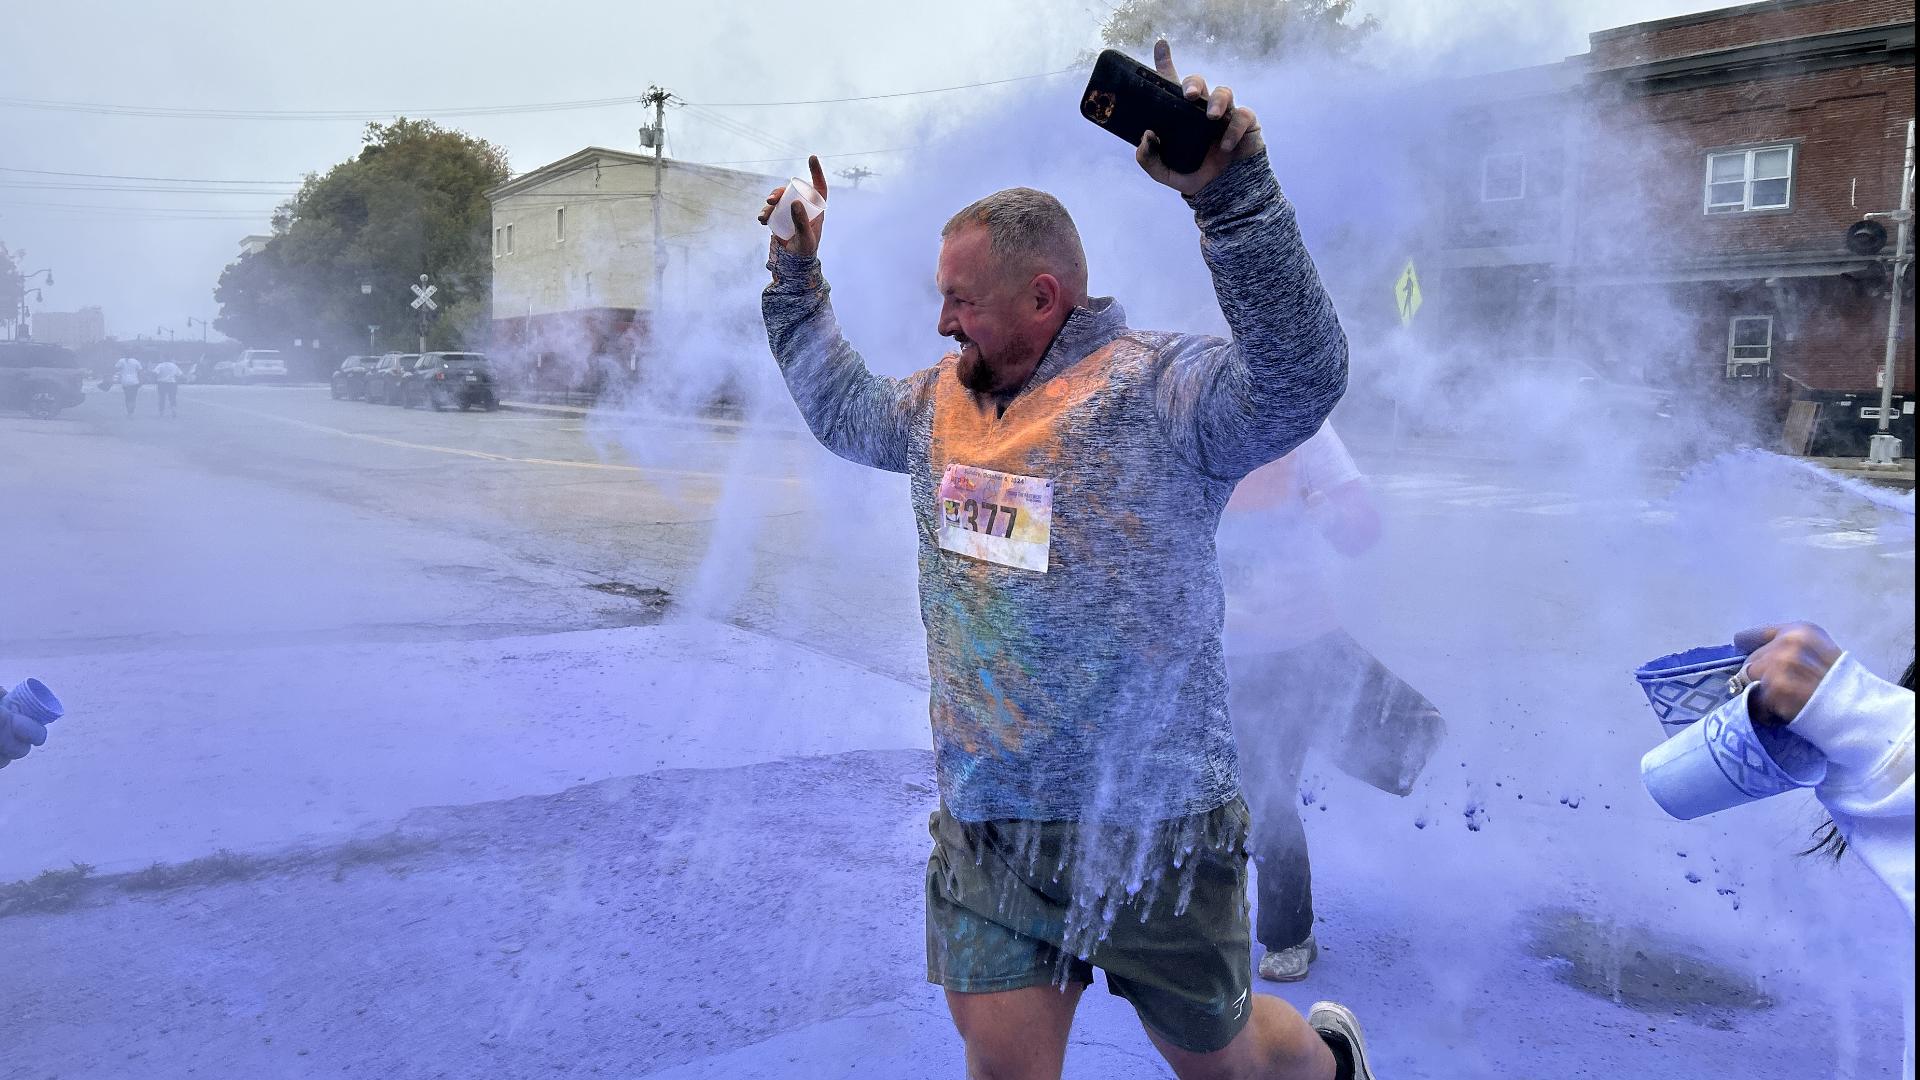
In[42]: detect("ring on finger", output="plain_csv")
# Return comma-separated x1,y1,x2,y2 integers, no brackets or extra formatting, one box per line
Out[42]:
1727,666,1753,696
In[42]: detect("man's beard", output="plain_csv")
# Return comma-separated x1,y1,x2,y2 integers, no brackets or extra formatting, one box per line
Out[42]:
954,335,1034,395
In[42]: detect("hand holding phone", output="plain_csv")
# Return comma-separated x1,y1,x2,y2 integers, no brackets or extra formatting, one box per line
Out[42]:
1080,41,1263,196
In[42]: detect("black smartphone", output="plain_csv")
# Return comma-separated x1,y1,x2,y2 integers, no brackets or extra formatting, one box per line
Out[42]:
1079,49,1228,174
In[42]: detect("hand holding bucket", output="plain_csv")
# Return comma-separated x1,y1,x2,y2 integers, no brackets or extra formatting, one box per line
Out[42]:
1640,686,1827,820
1,678,64,769
1635,644,1750,736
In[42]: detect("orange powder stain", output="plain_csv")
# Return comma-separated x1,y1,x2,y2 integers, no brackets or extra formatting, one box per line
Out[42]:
1225,454,1299,513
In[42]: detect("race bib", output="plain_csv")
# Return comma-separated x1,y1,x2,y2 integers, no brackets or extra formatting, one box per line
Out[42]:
936,464,1053,573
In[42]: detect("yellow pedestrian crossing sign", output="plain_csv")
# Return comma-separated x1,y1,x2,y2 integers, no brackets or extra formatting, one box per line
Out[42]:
1394,258,1423,326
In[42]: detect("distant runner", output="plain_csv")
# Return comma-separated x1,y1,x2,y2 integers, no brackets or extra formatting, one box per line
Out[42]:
759,40,1377,1080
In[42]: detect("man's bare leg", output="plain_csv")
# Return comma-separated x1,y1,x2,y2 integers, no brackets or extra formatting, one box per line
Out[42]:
1143,993,1336,1080
945,983,1087,1080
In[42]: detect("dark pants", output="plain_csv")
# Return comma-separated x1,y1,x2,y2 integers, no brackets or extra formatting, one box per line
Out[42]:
1230,630,1446,952
156,383,178,415
122,385,139,416
1228,643,1321,951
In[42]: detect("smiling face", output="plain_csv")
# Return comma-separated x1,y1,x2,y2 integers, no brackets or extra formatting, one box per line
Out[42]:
936,225,1067,396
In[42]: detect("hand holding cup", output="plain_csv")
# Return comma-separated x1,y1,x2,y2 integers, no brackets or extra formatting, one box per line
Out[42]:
758,155,829,258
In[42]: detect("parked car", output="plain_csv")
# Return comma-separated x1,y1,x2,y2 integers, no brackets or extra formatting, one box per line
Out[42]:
233,349,288,382
364,353,420,404
400,352,498,411
0,341,87,419
330,355,378,400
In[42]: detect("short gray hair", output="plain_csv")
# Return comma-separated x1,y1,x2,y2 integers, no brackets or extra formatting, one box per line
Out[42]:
942,188,1088,298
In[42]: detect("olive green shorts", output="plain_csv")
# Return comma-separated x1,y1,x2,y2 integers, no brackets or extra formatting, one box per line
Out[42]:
924,797,1254,1054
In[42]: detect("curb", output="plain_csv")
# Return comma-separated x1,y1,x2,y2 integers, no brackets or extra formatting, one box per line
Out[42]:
499,400,809,439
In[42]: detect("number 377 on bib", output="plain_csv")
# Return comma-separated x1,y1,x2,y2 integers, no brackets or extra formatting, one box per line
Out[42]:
936,464,1054,573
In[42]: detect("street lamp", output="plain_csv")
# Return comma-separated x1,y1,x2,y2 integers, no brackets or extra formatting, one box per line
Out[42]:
187,316,210,342
13,288,43,340
9,264,52,341
157,326,176,342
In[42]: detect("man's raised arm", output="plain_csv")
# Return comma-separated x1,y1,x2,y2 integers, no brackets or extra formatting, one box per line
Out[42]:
759,158,930,475
1132,43,1349,481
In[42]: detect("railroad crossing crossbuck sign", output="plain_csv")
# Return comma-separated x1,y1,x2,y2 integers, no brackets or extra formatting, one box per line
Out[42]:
410,281,438,312
1394,258,1422,327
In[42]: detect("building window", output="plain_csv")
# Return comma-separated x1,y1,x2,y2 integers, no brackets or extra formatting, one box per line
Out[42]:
555,207,566,242
493,227,502,258
1706,145,1793,214
1481,152,1526,202
1727,315,1773,377
504,224,514,254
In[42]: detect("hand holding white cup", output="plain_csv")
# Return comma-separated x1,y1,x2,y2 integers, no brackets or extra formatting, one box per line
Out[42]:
758,155,829,257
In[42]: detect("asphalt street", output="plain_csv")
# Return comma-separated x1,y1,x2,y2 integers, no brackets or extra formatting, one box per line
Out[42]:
1,383,1912,1078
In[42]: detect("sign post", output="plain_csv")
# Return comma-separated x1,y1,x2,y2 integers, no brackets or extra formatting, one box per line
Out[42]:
409,275,438,353
1390,258,1423,454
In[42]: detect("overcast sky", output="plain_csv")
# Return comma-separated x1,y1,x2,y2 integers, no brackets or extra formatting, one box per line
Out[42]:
0,0,1741,341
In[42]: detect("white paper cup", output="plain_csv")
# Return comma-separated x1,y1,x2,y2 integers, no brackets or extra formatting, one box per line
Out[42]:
2,678,63,726
769,177,826,242
1640,688,1826,820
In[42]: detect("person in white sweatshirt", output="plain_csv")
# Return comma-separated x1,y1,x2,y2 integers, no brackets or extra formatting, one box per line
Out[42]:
1732,622,1914,1079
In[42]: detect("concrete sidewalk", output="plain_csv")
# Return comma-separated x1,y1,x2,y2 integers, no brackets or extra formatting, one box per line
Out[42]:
1810,454,1916,490
2,621,931,882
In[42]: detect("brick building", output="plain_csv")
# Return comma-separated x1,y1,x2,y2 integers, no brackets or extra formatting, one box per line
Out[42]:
1425,0,1914,455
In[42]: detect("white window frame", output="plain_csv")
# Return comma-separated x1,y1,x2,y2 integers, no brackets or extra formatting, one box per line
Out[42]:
504,223,514,255
1704,144,1794,214
492,227,502,258
555,206,566,243
1726,315,1773,378
1481,151,1527,202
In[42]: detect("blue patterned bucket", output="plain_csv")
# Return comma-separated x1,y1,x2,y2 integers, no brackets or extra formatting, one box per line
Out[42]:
1640,688,1827,820
1635,644,1748,735
1,679,63,726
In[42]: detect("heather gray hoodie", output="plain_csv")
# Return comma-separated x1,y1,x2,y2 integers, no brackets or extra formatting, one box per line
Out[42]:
762,151,1347,823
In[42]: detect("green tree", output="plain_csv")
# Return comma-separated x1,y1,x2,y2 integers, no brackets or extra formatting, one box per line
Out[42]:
1101,0,1378,64
214,118,510,363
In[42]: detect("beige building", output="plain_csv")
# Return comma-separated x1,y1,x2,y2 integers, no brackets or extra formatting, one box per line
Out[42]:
32,307,107,347
485,147,775,380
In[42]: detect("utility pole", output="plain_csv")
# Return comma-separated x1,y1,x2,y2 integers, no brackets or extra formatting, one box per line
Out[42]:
1865,117,1915,467
838,166,876,190
644,85,671,332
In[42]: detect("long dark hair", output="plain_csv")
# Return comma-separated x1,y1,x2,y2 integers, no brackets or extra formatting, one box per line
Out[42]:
1804,652,1916,861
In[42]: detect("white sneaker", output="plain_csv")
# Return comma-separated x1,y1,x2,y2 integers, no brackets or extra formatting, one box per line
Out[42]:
1257,935,1318,982
1307,1000,1376,1080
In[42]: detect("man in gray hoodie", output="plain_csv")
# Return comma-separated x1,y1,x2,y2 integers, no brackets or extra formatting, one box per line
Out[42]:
759,42,1374,1080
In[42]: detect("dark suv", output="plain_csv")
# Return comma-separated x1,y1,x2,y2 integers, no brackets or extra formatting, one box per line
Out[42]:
400,352,497,411
364,353,420,405
0,341,87,418
330,355,378,400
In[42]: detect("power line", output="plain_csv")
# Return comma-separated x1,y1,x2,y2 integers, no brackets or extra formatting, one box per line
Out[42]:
683,68,1078,107
0,94,644,121
0,165,301,185
0,66,1079,122
0,181,295,196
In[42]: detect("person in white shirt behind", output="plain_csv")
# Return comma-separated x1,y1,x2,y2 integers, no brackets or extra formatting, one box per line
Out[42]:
113,354,144,417
1732,622,1914,1079
152,358,183,417
1219,422,1445,984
